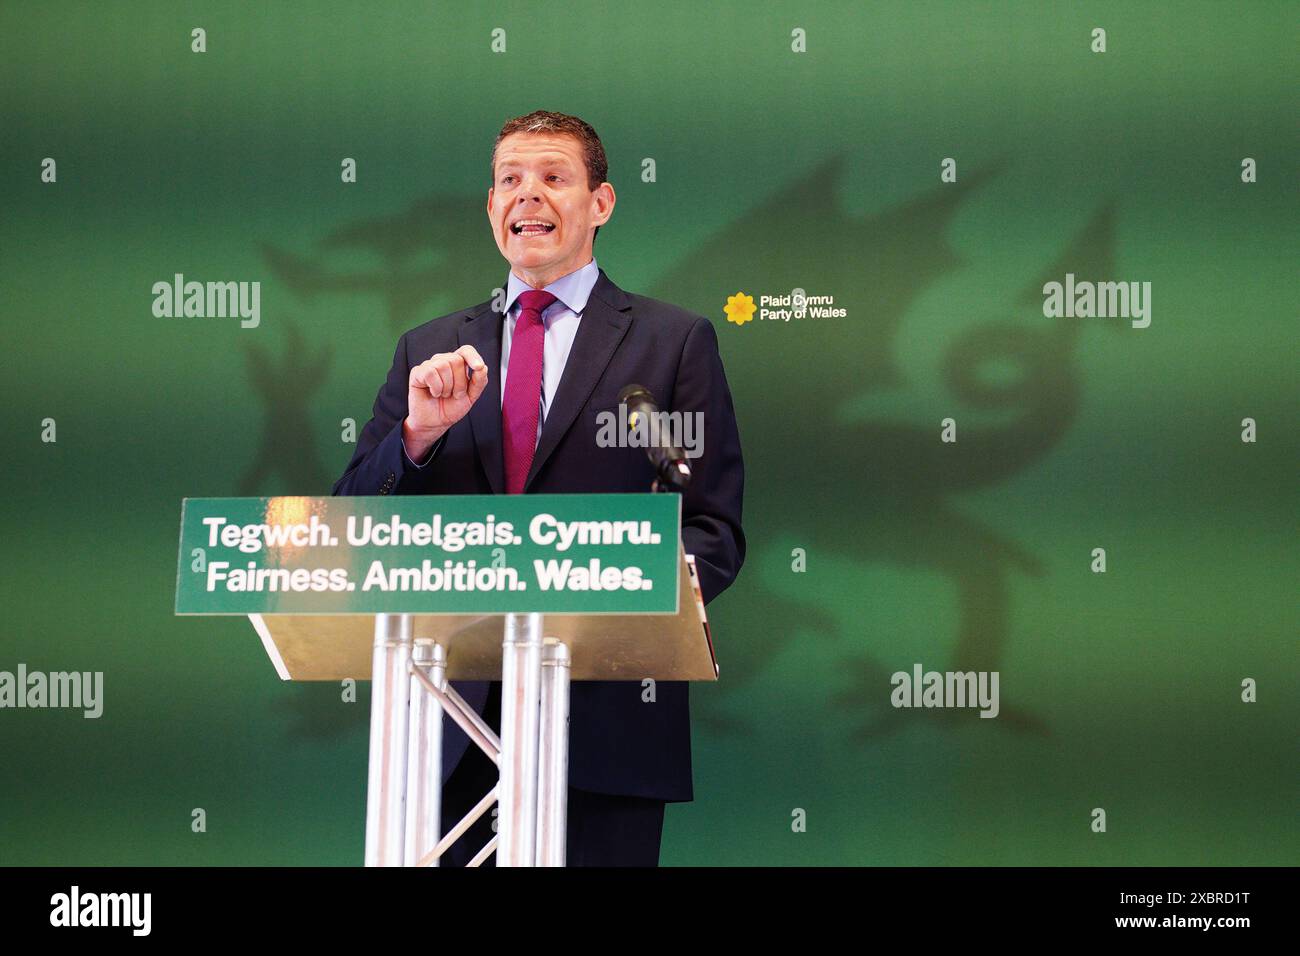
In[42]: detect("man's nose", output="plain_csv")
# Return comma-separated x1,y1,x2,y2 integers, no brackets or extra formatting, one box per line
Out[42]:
515,173,546,201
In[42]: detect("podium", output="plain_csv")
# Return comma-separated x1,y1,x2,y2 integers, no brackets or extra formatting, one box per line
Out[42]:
175,493,717,867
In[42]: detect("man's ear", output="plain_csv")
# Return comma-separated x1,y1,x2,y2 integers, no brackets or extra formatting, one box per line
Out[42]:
592,182,616,228
486,187,495,220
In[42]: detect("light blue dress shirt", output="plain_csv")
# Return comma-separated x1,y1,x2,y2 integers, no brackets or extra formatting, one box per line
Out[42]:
403,257,600,468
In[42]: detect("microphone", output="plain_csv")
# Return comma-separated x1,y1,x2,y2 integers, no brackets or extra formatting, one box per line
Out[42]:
618,384,692,492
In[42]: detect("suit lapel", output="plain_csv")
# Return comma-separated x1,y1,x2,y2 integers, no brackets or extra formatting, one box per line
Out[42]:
458,300,506,495
525,268,632,491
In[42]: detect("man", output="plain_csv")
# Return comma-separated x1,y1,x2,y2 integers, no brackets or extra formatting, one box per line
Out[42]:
333,110,744,866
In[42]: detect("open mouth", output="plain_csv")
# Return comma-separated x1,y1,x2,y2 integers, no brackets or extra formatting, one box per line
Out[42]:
510,219,557,238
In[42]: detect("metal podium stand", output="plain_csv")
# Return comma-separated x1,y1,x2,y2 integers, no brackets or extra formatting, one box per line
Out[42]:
248,549,716,867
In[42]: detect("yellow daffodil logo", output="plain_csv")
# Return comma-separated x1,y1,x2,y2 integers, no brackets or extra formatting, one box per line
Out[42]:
724,292,756,326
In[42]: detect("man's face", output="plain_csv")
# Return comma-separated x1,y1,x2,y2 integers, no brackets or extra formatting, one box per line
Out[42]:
487,132,615,287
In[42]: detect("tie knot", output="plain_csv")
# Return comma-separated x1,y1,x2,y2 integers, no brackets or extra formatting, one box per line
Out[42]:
517,289,558,318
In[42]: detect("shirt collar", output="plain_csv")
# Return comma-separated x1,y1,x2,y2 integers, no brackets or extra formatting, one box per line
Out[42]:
503,258,599,317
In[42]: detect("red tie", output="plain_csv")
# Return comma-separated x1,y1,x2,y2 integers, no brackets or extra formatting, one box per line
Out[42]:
501,289,557,494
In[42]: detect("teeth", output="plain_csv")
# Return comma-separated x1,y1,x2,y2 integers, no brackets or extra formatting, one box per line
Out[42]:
512,220,555,234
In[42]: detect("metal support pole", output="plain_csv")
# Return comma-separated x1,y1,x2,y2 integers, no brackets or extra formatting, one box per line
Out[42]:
442,681,501,759
536,639,571,866
417,784,498,868
467,836,498,868
411,666,501,763
364,613,413,866
497,612,543,867
404,639,445,867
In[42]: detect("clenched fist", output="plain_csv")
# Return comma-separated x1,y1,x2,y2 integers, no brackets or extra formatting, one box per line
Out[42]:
402,344,489,461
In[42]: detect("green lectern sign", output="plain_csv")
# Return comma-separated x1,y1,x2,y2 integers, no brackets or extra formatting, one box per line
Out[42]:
175,494,681,615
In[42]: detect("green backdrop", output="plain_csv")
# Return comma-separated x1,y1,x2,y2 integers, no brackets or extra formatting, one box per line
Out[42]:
1,0,1295,865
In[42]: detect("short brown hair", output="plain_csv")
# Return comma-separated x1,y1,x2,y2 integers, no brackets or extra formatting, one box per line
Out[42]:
491,110,609,240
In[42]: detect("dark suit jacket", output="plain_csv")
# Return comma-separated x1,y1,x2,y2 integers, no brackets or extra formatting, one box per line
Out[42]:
332,267,744,802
